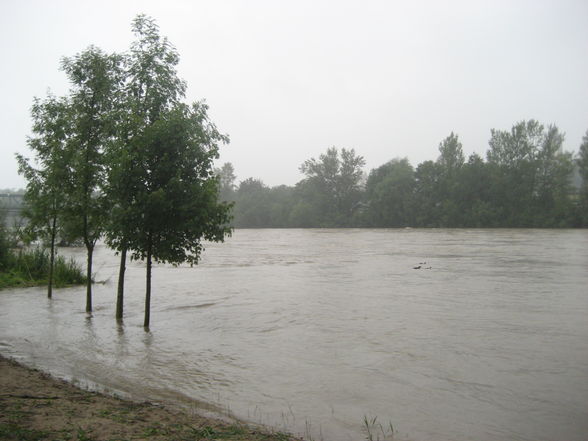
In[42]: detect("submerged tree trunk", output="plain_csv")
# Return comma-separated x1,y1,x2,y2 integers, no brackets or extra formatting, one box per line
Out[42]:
47,215,57,299
144,239,152,329
85,244,93,313
115,247,127,321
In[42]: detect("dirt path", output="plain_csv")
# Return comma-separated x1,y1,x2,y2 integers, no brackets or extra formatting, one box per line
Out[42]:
0,355,298,441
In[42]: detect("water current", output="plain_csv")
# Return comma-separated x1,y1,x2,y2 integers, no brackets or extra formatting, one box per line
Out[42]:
1,229,587,441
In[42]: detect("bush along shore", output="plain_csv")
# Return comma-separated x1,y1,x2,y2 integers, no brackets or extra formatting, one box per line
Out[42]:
0,246,87,290
0,355,300,441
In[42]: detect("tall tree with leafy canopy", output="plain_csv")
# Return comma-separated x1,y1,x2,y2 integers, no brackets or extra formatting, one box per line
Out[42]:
16,95,74,298
234,178,271,227
577,129,588,225
456,153,498,227
216,162,237,202
533,126,574,225
60,46,122,312
487,120,574,226
123,102,232,329
435,133,465,225
104,15,187,320
365,158,415,227
487,120,545,225
299,147,365,226
437,132,465,172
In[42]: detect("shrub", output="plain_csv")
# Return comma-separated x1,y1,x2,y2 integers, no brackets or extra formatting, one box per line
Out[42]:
0,246,87,290
53,255,87,287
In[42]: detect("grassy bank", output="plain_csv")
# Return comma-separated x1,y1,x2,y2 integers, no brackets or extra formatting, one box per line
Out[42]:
0,355,300,441
0,247,87,290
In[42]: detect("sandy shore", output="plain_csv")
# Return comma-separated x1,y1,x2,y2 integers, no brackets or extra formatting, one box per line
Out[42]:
0,354,299,441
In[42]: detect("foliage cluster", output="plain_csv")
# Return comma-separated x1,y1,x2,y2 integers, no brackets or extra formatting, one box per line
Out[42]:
15,15,232,327
219,124,588,228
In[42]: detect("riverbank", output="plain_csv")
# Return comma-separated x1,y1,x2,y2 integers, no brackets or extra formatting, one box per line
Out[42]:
0,355,300,441
0,246,87,290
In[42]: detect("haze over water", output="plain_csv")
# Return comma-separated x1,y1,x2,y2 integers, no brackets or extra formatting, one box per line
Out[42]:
1,229,587,441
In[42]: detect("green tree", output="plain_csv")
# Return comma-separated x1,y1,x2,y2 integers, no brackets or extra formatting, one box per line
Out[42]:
436,133,465,226
60,46,122,312
16,95,74,298
267,185,295,227
413,160,442,227
299,147,365,226
105,15,186,320
288,177,330,227
533,126,574,226
124,102,232,329
576,129,588,225
216,162,237,202
487,120,575,226
455,153,499,227
232,181,294,228
438,132,465,172
233,178,272,227
365,158,415,227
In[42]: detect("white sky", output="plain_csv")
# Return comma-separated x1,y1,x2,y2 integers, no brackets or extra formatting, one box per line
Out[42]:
1,0,587,189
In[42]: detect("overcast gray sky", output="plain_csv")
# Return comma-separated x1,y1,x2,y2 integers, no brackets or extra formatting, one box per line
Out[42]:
1,0,587,189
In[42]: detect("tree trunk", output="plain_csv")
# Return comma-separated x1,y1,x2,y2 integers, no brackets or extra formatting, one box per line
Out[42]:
144,240,152,329
86,244,93,313
115,247,127,321
47,215,57,299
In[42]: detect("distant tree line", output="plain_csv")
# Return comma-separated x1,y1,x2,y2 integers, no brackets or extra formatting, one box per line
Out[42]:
16,16,232,328
218,122,588,228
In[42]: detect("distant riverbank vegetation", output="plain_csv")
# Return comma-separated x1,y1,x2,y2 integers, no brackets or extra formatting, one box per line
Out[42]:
218,123,588,229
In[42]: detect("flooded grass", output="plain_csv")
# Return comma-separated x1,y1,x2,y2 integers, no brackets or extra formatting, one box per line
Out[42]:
0,248,87,290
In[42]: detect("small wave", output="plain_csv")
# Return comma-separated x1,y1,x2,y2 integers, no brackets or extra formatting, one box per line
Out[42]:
259,326,280,333
164,302,217,311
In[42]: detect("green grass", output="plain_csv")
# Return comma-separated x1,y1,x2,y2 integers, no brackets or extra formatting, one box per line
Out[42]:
0,247,87,290
0,423,49,441
75,427,95,441
0,401,297,441
362,415,394,441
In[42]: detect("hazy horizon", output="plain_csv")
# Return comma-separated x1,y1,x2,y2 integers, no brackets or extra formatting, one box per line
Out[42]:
2,0,587,189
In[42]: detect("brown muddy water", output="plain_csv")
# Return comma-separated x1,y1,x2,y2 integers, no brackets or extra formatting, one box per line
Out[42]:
1,229,587,441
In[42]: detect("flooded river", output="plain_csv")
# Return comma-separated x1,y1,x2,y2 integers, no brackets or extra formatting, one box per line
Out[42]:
1,229,587,441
